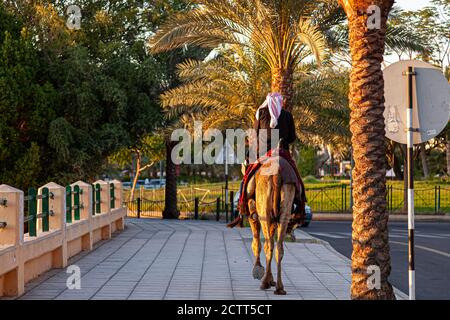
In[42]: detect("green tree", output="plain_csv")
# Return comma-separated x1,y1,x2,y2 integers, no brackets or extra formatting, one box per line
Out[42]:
1,2,165,188
0,5,57,189
150,0,327,112
110,134,165,201
296,146,316,176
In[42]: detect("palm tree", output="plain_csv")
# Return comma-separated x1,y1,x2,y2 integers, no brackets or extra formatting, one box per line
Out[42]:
150,0,327,112
161,47,350,150
338,0,396,299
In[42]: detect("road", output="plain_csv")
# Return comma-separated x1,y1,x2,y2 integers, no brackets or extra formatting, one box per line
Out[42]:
302,221,450,300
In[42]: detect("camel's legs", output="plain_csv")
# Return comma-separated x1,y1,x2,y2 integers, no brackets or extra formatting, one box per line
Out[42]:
248,199,264,279
255,172,276,290
274,184,296,295
258,215,278,290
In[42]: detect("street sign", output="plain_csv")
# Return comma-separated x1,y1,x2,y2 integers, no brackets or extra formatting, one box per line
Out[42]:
384,60,450,145
384,60,450,301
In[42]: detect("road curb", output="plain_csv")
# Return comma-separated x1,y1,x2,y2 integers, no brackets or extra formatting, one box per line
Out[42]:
296,229,409,300
313,213,450,222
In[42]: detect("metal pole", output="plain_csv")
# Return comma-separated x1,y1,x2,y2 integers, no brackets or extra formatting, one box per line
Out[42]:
216,198,220,222
230,191,234,220
438,185,441,213
137,197,141,219
406,66,416,300
159,160,163,185
194,197,199,220
224,140,229,224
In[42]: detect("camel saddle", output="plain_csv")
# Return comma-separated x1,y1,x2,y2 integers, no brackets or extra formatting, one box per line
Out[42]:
235,148,307,225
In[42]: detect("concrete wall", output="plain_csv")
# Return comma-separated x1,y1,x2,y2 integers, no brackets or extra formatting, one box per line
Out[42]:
0,180,126,297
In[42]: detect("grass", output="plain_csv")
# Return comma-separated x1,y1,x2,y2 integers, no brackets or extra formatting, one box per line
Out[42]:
124,180,450,215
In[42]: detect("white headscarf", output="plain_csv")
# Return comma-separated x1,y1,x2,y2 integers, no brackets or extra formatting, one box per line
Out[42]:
255,92,283,129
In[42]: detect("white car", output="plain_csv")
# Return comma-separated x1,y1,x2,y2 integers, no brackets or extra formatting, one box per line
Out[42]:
144,179,166,190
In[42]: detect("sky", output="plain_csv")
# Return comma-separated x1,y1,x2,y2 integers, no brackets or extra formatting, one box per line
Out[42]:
395,0,432,10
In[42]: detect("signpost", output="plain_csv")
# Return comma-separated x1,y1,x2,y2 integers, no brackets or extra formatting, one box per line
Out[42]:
224,140,229,223
384,60,450,300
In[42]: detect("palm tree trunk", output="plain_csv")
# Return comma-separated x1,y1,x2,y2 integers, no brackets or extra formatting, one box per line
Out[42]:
163,139,179,219
340,0,395,300
271,66,294,111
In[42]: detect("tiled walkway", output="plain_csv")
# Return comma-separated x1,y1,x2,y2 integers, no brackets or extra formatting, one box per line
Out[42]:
17,219,404,300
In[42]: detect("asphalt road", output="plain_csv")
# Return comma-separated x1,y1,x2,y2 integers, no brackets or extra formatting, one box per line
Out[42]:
302,221,450,300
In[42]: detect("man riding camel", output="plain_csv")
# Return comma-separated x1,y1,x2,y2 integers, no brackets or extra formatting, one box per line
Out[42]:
228,92,307,232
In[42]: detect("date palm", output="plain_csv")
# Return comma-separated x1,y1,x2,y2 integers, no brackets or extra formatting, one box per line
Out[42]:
150,0,327,112
338,0,396,300
160,46,350,147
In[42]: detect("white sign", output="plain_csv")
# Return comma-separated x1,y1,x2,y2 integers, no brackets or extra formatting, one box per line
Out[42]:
384,60,450,145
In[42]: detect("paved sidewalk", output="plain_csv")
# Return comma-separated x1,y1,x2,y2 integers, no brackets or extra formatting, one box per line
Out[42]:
17,218,405,300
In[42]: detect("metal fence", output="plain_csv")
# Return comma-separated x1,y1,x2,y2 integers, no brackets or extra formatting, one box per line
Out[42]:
125,190,237,222
386,185,450,214
124,184,450,217
22,182,119,236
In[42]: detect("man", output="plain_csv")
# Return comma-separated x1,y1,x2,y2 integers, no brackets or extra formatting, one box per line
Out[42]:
229,93,307,229
254,92,297,154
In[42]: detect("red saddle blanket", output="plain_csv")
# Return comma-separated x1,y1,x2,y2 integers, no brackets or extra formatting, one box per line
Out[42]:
238,148,307,217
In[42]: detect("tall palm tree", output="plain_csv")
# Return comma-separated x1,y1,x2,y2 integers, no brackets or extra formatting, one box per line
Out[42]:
150,0,327,111
338,0,395,300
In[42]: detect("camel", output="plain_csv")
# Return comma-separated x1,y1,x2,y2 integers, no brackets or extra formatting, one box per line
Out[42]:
245,154,298,295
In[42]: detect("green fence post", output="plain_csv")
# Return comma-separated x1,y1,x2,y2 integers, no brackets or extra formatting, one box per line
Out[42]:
74,185,81,221
92,186,95,216
42,187,50,232
28,187,37,237
95,184,101,214
66,185,72,223
110,183,115,209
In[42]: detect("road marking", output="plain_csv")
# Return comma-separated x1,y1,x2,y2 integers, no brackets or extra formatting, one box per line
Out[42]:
336,232,352,237
434,233,450,238
389,234,406,238
308,232,347,239
390,241,450,258
415,234,446,239
392,229,408,233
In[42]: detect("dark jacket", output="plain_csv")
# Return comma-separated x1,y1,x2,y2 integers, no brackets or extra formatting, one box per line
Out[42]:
254,107,297,152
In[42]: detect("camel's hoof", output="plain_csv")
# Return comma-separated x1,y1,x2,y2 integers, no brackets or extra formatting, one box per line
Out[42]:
274,288,287,295
287,232,296,242
269,281,276,287
252,265,265,280
260,282,271,290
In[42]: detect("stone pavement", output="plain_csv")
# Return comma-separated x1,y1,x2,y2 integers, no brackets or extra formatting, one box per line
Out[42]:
16,218,406,300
